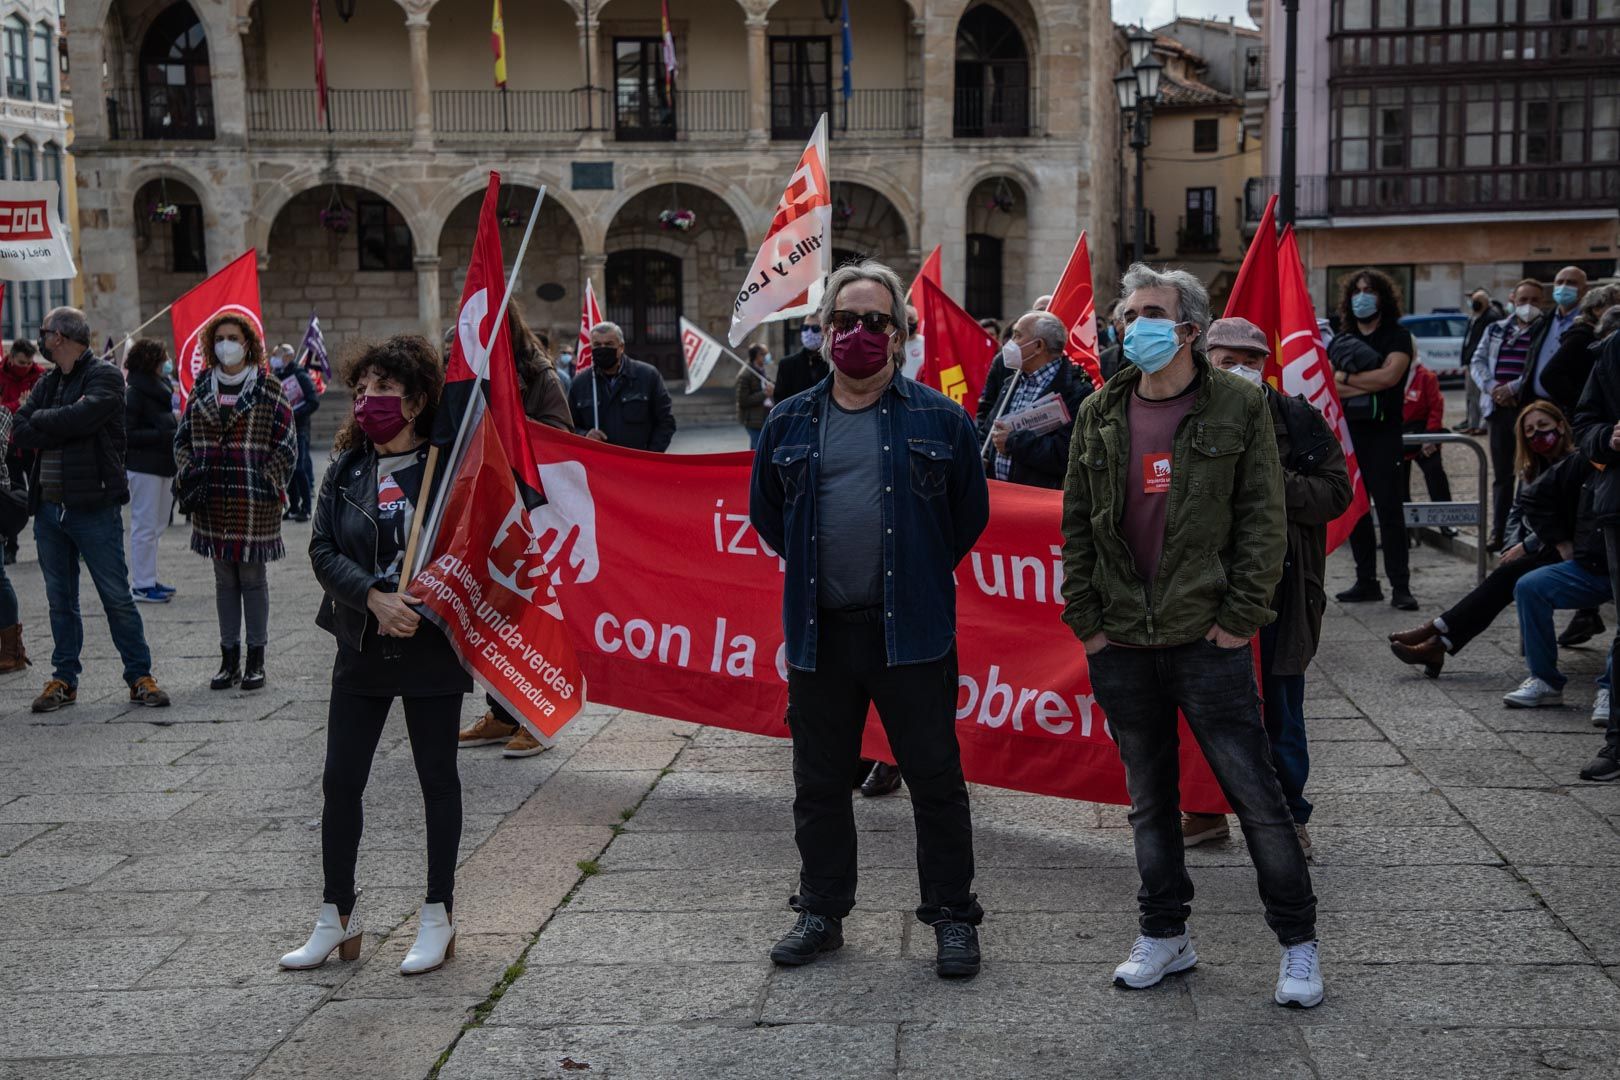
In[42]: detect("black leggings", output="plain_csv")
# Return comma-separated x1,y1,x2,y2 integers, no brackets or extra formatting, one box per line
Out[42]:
322,689,463,916
1347,420,1410,591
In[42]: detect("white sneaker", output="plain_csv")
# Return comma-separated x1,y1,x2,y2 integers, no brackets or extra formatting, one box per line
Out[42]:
1112,933,1197,989
1274,940,1324,1008
1503,676,1563,708
1593,688,1611,727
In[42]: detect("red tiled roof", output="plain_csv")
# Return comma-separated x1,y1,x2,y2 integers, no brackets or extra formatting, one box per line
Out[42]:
1157,74,1238,108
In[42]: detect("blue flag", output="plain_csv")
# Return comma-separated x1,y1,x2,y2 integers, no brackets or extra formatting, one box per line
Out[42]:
840,0,852,100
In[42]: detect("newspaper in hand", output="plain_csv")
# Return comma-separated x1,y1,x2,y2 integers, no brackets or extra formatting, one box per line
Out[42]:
997,392,1072,436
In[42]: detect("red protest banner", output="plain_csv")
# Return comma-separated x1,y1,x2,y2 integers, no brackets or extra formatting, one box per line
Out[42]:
525,424,1228,811
170,249,262,403
412,409,584,739
1047,232,1104,389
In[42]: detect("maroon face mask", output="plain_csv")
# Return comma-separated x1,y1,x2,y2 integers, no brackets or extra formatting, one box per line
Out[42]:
1529,429,1561,456
829,325,893,379
354,394,411,445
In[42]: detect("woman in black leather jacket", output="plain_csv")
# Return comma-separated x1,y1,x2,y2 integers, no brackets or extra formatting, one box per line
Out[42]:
122,339,178,603
280,335,470,978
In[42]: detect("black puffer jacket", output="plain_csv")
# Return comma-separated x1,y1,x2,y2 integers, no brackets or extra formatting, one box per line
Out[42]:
1572,331,1620,525
12,351,129,511
124,370,178,477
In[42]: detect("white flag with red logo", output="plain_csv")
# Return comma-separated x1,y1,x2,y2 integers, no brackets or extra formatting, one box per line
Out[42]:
728,114,831,346
0,181,75,281
170,249,263,403
576,277,603,374
678,317,726,394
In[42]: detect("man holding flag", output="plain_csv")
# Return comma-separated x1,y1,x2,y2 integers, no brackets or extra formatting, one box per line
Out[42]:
564,321,676,452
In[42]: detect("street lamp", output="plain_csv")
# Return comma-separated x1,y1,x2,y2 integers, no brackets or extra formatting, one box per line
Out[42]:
1116,28,1163,265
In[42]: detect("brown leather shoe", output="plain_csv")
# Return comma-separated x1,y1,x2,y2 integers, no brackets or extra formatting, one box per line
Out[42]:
1390,636,1446,678
459,711,520,748
1181,812,1230,847
1388,620,1438,646
502,728,550,758
0,623,30,674
31,678,75,713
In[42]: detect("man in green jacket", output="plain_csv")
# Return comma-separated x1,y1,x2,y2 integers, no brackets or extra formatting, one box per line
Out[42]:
1060,265,1323,1009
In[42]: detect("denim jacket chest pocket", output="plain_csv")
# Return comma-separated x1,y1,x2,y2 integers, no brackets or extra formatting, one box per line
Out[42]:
907,437,952,500
772,443,813,507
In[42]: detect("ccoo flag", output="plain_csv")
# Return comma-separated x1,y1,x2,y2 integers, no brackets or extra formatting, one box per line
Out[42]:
728,114,831,346
1223,193,1282,382
1045,232,1103,388
678,318,727,394
575,277,603,375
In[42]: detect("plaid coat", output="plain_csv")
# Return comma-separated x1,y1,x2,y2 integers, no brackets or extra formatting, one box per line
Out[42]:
174,367,297,563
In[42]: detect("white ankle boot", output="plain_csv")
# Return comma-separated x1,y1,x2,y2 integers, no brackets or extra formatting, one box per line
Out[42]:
400,902,456,976
279,903,362,970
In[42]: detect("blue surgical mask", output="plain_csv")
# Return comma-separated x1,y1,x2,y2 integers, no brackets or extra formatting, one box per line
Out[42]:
1122,318,1184,374
161,359,174,376
1351,292,1379,320
1553,284,1578,308
800,327,823,350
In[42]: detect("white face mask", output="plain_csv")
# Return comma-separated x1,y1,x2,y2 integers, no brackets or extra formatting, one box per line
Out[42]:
1514,303,1538,323
1226,362,1264,387
214,339,246,367
1000,339,1027,370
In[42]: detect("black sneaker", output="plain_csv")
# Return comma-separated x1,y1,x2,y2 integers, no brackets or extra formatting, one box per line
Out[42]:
1335,581,1383,603
1578,746,1620,783
1558,610,1606,648
860,761,903,798
769,912,843,966
934,920,981,979
1390,588,1419,612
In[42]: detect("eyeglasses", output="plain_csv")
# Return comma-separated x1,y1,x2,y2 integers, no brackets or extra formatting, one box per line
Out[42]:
828,310,897,335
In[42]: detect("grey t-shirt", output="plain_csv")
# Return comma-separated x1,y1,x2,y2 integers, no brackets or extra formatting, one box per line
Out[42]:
816,398,884,610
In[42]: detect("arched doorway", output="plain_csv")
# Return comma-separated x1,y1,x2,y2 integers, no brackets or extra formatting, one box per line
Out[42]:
604,182,748,380
828,182,911,270
954,3,1030,138
964,175,1029,320
133,176,208,325
139,2,214,139
437,185,585,347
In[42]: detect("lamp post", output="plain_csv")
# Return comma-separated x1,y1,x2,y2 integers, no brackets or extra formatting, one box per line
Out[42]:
1279,0,1300,225
1116,26,1163,265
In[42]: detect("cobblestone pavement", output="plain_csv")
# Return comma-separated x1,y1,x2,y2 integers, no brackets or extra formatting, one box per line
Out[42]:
3,427,1618,1078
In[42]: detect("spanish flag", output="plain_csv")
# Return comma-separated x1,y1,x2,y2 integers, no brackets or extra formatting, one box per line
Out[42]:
492,0,507,88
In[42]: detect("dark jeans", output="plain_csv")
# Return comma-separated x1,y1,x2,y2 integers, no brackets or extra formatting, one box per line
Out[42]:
786,614,980,926
1089,638,1317,945
1347,420,1410,591
1402,449,1452,504
1604,527,1620,752
1515,560,1611,690
1487,408,1518,543
322,690,463,916
289,424,315,516
1259,620,1310,825
34,501,153,687
746,425,763,450
1438,546,1559,653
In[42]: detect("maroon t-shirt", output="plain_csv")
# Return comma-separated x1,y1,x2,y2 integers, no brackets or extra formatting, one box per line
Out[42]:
1122,382,1198,583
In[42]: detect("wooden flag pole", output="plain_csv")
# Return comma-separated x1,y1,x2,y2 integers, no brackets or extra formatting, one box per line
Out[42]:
395,445,440,594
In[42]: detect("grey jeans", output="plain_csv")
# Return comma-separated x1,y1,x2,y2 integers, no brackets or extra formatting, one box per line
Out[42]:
214,559,269,649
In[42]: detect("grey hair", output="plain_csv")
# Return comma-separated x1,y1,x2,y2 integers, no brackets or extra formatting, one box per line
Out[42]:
43,306,91,346
816,259,907,364
589,320,625,343
1020,311,1068,355
1119,263,1212,349
1578,284,1615,320
1598,304,1620,340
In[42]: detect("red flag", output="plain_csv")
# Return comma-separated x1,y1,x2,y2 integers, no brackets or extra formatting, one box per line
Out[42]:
439,173,542,504
914,273,997,416
1046,232,1103,388
908,244,941,299
1277,225,1369,552
575,277,603,374
1224,194,1282,383
311,0,329,128
170,249,262,403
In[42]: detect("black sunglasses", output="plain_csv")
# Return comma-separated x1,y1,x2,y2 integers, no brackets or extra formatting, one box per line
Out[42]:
828,310,897,335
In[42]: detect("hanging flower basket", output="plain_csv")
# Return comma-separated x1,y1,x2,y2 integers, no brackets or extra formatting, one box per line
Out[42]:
833,198,855,227
498,209,524,228
986,190,1017,214
320,206,354,234
659,208,697,233
148,201,180,224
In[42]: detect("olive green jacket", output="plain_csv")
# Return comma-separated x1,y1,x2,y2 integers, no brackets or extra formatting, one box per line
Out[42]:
1060,355,1286,646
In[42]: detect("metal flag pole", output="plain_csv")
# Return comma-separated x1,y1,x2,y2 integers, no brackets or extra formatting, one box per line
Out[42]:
979,366,1022,461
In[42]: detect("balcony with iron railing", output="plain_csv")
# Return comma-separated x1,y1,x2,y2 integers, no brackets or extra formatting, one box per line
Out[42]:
247,89,412,136
953,85,1037,138
1244,164,1620,222
1177,214,1222,254
1243,46,1267,93
1330,19,1620,76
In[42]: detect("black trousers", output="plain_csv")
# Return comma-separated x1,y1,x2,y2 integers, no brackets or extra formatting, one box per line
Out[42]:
322,689,464,916
1402,450,1452,504
1439,547,1559,652
1347,420,1410,591
1487,409,1519,543
786,614,980,926
1604,528,1620,752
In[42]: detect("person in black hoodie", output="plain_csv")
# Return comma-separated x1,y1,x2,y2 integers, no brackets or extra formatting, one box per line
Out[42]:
1572,325,1620,781
975,310,1092,489
123,339,178,603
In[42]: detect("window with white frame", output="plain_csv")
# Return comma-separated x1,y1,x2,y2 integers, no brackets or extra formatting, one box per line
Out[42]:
3,16,28,99
33,23,52,102
12,138,36,182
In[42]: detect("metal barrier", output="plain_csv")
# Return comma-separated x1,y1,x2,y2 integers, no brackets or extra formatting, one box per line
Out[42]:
1402,432,1488,585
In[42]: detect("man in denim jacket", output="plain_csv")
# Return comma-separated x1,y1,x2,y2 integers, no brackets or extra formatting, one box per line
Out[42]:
750,260,990,978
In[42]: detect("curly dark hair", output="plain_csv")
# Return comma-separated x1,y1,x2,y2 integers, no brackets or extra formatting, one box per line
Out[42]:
124,338,168,377
1337,267,1404,328
333,334,445,452
198,313,267,371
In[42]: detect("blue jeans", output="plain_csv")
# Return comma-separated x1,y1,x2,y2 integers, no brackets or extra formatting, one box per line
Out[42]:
1514,559,1611,690
1260,619,1311,825
745,425,762,450
34,501,153,687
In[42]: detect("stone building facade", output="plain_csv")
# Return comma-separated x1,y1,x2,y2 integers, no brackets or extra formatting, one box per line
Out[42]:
68,0,1117,378
1,0,70,341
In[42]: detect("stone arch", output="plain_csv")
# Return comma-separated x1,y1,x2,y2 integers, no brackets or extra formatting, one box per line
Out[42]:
963,174,1030,321
252,165,432,256
602,169,765,247
425,168,595,254
130,170,210,328
828,181,912,272
951,0,1040,138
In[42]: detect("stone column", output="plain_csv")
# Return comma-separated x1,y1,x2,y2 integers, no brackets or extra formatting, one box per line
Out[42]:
415,254,442,339
66,24,108,142
407,13,434,150
745,13,769,144
211,16,252,145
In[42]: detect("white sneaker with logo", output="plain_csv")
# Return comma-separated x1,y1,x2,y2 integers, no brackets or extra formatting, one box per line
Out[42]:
1593,688,1611,727
1503,677,1563,709
1112,933,1197,989
1274,940,1324,1008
